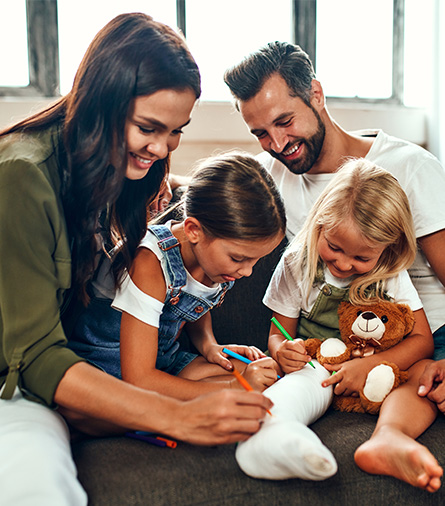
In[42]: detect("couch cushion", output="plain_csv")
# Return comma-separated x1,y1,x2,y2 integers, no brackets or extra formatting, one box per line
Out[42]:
72,410,445,505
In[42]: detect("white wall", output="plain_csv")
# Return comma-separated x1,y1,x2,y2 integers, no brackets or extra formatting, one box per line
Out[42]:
0,98,427,176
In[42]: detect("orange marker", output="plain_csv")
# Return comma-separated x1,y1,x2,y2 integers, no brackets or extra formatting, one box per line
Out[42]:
156,437,177,448
231,367,273,416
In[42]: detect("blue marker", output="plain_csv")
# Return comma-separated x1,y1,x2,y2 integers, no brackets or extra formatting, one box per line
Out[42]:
222,347,281,379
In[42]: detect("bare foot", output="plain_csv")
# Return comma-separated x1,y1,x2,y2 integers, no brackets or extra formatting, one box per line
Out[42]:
354,426,442,492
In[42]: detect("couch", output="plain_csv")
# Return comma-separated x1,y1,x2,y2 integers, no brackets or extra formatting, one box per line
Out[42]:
72,241,445,505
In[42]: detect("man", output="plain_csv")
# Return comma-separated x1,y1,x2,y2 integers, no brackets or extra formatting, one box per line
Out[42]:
224,41,445,361
224,41,445,491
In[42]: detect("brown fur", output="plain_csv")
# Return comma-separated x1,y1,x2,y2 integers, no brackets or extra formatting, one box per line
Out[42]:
306,300,414,414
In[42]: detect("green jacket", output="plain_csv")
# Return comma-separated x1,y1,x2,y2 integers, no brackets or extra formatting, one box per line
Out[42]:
0,127,84,407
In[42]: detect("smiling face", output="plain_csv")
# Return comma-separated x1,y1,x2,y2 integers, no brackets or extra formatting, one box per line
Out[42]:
239,74,325,175
124,88,197,180
318,219,386,279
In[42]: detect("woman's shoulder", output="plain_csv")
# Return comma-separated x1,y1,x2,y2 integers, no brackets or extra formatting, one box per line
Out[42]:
0,126,62,193
0,127,59,164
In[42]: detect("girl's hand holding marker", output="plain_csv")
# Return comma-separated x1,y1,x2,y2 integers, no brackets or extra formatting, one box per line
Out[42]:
270,317,316,369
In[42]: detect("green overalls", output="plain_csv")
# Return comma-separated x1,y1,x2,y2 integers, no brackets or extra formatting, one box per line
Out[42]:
296,268,350,342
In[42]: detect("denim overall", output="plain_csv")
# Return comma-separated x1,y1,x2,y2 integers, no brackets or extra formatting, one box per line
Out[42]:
69,225,234,379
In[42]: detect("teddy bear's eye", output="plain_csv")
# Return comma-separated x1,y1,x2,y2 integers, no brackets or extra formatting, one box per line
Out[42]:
381,315,388,323
357,310,363,316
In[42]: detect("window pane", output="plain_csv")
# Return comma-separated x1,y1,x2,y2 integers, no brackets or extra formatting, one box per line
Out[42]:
316,0,393,99
0,0,29,86
185,0,293,102
57,0,177,95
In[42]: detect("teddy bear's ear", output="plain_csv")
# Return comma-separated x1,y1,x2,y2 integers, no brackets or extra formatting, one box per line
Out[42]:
395,303,415,335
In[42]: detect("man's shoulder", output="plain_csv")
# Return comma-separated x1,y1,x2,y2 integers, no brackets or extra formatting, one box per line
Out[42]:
362,129,441,170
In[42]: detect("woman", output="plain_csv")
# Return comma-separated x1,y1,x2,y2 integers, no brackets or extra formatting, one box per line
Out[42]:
0,13,271,504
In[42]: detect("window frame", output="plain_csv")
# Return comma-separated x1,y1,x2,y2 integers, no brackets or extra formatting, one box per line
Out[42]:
0,0,59,97
293,0,404,105
0,0,405,105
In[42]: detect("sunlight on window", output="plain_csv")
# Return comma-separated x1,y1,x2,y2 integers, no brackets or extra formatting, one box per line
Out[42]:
185,0,292,102
57,0,177,95
0,0,28,87
1,0,435,109
316,0,393,99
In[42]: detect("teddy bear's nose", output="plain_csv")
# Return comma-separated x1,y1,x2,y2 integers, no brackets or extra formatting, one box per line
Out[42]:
361,311,377,320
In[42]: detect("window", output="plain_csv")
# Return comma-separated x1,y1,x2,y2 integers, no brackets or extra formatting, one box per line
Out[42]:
58,0,177,94
316,0,396,101
0,0,433,108
184,0,292,102
0,0,58,97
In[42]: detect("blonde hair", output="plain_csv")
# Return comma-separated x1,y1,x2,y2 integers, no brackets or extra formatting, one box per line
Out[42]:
289,158,417,304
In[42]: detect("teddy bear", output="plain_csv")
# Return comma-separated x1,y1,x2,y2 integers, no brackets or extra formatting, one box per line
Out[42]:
305,300,415,414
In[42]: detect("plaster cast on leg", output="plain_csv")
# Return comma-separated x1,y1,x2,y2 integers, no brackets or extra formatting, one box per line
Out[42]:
236,361,337,480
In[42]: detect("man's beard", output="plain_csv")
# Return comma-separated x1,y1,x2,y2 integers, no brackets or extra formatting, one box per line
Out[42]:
270,107,326,175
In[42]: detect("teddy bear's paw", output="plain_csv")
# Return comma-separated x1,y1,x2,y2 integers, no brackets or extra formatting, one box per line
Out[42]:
319,338,347,358
362,363,396,403
235,418,337,481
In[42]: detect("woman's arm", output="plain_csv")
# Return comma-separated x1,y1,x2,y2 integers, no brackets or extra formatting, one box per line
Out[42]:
54,361,273,444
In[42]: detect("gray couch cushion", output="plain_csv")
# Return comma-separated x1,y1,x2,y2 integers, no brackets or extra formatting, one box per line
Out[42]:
72,411,445,505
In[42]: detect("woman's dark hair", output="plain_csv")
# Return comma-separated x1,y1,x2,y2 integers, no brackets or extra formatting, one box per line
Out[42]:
182,151,286,240
0,13,201,303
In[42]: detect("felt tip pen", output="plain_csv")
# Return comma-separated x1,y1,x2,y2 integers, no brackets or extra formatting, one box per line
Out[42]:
231,368,273,416
270,317,316,369
222,347,281,379
134,431,178,448
125,432,177,448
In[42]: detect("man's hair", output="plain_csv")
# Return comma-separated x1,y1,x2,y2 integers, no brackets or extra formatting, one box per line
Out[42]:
224,41,316,106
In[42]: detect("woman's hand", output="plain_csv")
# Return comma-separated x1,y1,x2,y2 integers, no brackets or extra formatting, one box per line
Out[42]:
275,338,313,374
171,389,273,445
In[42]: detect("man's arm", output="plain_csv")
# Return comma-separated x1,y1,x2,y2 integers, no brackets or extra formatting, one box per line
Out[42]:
418,229,445,287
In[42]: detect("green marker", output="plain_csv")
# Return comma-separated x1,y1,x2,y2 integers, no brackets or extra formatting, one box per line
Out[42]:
271,317,316,369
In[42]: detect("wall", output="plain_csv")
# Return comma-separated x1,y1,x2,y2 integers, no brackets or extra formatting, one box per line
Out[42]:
0,98,427,176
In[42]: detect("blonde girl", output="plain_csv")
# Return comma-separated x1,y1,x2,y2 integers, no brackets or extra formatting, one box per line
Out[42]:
235,159,441,492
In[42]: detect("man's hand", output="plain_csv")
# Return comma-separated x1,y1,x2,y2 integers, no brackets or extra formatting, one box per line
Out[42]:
418,359,445,413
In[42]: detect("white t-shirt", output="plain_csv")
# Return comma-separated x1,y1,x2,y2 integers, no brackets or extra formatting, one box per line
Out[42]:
263,251,423,319
258,130,445,332
112,222,220,327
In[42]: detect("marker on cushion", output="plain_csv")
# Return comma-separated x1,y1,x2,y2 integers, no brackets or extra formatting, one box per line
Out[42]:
271,317,316,369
